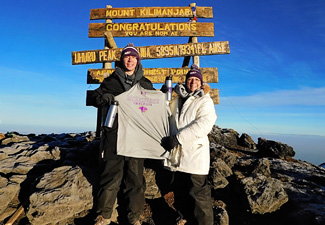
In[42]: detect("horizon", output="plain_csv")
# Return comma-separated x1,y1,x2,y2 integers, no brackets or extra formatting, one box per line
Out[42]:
1,126,324,166
1,0,324,164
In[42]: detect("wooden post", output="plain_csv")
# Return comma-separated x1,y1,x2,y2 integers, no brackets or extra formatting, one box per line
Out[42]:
103,5,114,69
96,5,115,137
5,201,27,225
182,3,200,68
190,3,200,67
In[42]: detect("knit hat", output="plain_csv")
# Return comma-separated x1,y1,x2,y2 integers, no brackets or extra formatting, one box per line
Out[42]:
186,64,203,84
120,43,140,65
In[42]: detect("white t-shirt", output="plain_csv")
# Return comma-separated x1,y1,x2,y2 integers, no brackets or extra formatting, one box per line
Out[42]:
115,83,170,159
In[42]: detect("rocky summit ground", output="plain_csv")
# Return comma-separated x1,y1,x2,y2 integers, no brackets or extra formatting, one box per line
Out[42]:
0,126,324,225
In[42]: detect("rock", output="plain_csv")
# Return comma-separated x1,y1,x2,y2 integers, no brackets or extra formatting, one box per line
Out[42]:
0,133,5,141
144,168,161,199
0,127,324,225
0,143,61,175
209,126,239,149
257,137,295,159
0,175,26,221
210,158,233,189
26,166,93,225
213,200,229,225
270,159,325,224
238,133,256,150
240,174,288,214
252,158,271,177
1,133,30,145
210,143,237,169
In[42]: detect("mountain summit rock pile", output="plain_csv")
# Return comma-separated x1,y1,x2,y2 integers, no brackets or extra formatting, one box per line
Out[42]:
0,126,324,225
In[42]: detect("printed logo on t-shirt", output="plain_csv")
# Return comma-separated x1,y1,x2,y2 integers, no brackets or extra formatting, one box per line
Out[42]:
139,106,148,113
127,96,160,106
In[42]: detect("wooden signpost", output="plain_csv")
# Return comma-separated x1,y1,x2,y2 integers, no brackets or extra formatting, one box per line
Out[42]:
71,3,230,135
72,41,229,65
87,67,218,84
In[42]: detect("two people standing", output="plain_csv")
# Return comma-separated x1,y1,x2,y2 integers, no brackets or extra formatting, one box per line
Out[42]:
92,43,217,225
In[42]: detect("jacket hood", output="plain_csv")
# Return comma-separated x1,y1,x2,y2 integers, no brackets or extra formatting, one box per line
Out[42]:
202,83,211,95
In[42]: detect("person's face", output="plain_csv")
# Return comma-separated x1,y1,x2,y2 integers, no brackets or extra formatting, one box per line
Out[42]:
186,77,202,92
123,55,137,75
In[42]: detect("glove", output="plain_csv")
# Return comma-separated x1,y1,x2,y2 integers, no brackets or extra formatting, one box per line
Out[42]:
101,93,115,105
161,136,179,152
160,84,168,93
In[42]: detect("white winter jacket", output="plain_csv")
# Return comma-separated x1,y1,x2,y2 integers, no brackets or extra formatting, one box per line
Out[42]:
164,84,217,175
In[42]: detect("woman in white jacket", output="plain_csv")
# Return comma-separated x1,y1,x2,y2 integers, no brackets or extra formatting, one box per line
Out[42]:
161,64,217,225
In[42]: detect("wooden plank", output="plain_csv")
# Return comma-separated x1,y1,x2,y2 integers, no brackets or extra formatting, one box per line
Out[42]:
90,6,213,19
210,89,219,104
72,41,230,65
86,88,219,105
87,67,218,84
88,22,214,37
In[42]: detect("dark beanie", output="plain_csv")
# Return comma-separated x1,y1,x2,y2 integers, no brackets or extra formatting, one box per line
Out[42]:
120,43,140,65
186,64,203,84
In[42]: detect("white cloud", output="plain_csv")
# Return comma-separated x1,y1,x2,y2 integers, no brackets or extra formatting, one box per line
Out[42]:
221,86,325,106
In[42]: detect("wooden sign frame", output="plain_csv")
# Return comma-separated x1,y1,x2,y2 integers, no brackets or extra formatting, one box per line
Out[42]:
72,3,230,135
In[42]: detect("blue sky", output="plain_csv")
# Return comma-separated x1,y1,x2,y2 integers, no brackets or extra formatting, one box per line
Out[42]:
0,0,324,163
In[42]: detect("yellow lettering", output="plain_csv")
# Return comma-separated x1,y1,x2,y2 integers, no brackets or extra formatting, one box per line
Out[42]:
173,45,178,55
180,45,186,55
146,48,151,57
106,9,136,17
99,50,108,61
108,50,117,61
184,23,190,31
168,46,174,56
139,23,145,31
106,24,112,31
156,46,161,57
155,8,161,16
130,23,137,30
140,8,145,16
178,9,183,15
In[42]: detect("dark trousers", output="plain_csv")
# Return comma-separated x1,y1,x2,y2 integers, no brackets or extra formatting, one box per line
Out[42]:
96,156,145,224
173,172,214,225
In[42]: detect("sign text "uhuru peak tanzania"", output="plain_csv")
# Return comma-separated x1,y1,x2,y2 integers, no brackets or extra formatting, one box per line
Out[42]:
72,41,230,65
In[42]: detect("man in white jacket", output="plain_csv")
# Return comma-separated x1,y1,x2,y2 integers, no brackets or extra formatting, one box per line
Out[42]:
161,64,217,225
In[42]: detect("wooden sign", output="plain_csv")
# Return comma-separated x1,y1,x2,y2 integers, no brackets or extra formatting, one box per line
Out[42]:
72,41,230,65
209,89,219,104
90,7,213,19
88,22,214,37
88,67,218,84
